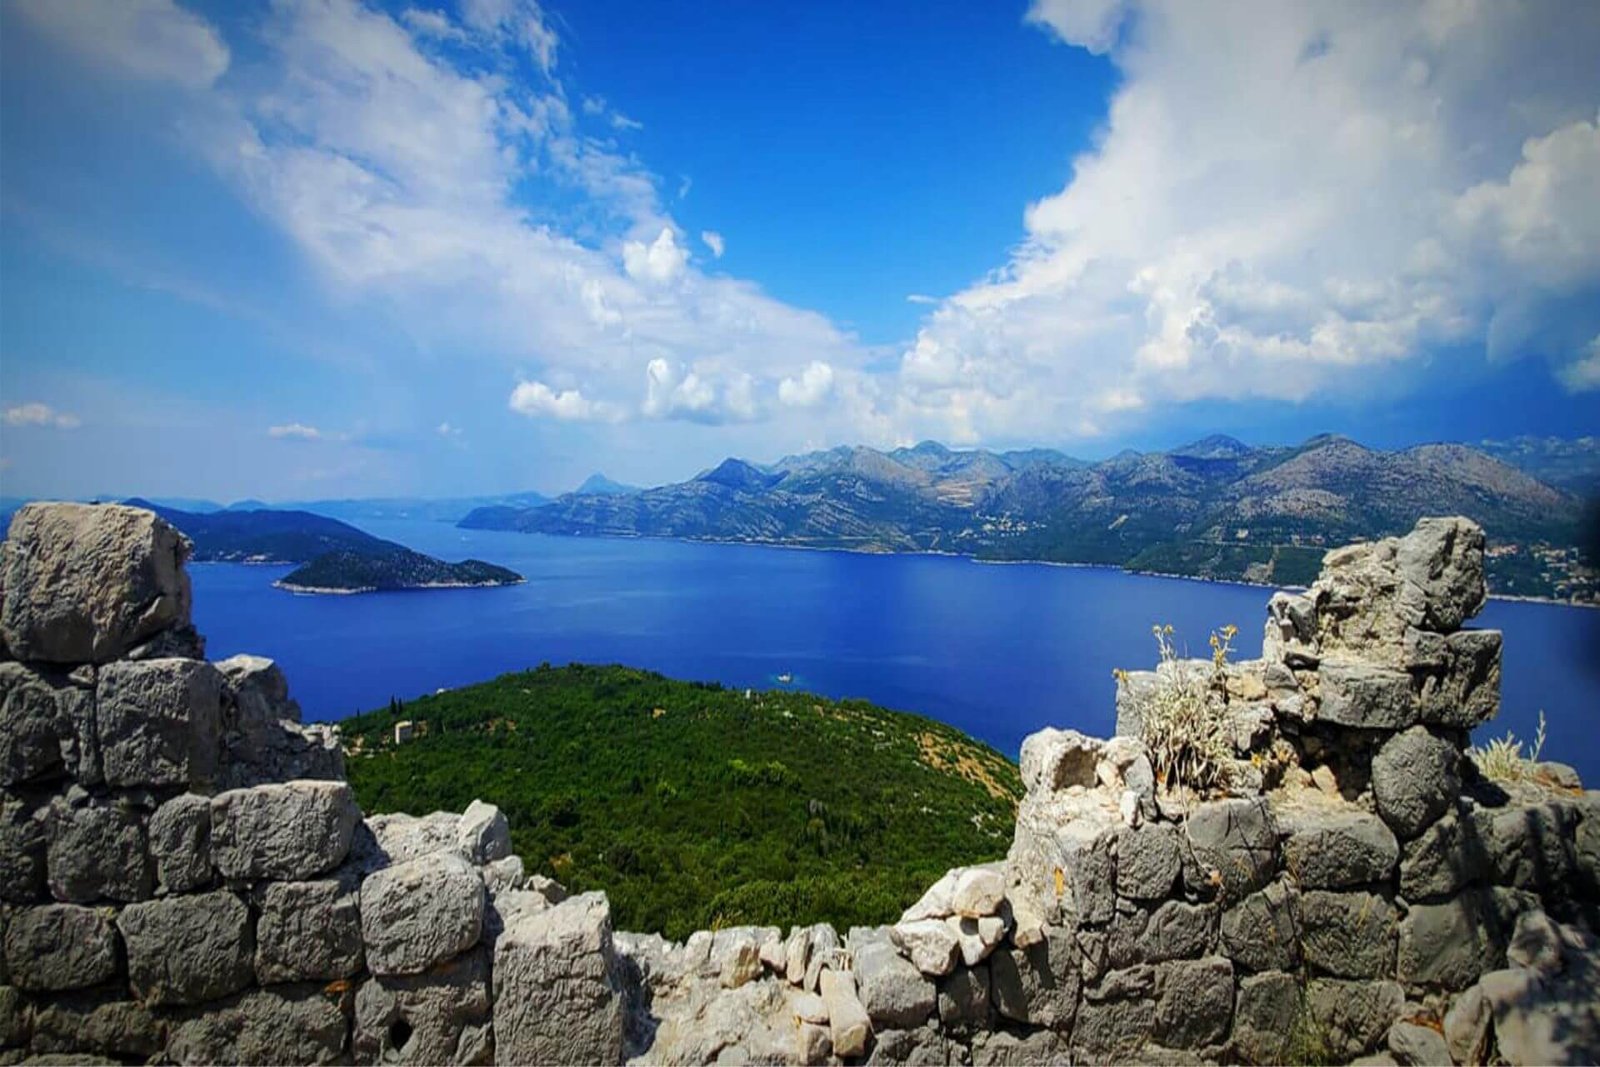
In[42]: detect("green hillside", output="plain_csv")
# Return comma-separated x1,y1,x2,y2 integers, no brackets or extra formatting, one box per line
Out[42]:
341,664,1022,939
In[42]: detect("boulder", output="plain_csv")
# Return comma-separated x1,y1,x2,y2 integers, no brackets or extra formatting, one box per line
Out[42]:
1154,956,1233,1049
1372,727,1460,840
1318,660,1415,729
900,869,958,922
1019,728,1101,793
891,918,960,977
361,852,485,977
1232,970,1300,1064
1479,962,1600,1067
256,875,364,983
0,663,96,787
1468,801,1578,891
1387,1021,1452,1067
819,968,871,1059
148,793,212,894
1283,808,1399,889
44,788,152,903
801,924,842,992
1395,516,1486,632
936,963,991,1030
95,658,222,789
3,903,119,991
456,800,510,865
354,947,493,1066
165,984,350,1066
1220,880,1301,973
1397,891,1506,991
1181,796,1278,901
989,923,1079,1029
1305,978,1405,1061
1117,822,1181,900
119,889,255,1005
1442,984,1491,1066
1142,899,1217,964
1398,808,1480,900
0,791,47,902
27,989,162,1060
1299,890,1398,979
0,503,192,664
1413,630,1501,729
492,892,624,1066
951,864,1006,918
210,780,358,881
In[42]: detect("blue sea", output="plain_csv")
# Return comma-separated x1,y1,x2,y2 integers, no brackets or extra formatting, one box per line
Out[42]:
190,519,1600,784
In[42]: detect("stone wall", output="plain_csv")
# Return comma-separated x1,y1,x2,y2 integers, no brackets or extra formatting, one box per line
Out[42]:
1,503,1596,1066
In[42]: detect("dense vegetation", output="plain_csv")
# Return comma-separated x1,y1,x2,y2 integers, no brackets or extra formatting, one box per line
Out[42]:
278,549,521,592
342,664,1022,939
460,434,1596,600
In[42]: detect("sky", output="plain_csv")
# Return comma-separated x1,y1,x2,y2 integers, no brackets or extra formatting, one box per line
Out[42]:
1,0,1598,502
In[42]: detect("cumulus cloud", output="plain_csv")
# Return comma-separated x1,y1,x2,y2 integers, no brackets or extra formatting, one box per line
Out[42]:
778,361,836,408
267,422,322,440
12,0,229,90
701,231,725,259
509,380,621,422
622,228,689,286
892,0,1600,443
3,403,81,429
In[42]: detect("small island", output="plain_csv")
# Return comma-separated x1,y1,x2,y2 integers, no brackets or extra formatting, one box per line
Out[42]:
274,548,523,594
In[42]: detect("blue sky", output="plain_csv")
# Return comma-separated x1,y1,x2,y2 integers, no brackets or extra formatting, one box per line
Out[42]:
1,0,1597,501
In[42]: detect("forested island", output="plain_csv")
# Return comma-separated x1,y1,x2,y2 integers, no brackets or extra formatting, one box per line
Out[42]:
341,664,1022,939
276,548,522,594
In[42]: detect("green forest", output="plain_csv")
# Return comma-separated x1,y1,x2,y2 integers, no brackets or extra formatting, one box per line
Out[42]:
341,664,1022,939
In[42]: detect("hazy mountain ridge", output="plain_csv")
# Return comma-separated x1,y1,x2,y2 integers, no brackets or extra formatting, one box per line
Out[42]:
460,435,1597,599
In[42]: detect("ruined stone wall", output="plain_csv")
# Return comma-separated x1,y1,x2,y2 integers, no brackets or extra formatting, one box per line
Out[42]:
1,503,1596,1066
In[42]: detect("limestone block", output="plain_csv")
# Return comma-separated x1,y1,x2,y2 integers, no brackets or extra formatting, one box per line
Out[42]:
1397,891,1507,991
148,793,211,894
891,918,960,977
1181,796,1278,901
1414,630,1501,729
1442,984,1491,1066
256,875,364,984
1220,880,1301,973
3,904,119,991
45,788,153,903
0,664,95,787
819,969,871,1059
1398,808,1482,900
354,947,493,1066
988,923,1079,1029
1318,660,1416,729
1154,956,1233,1049
1387,1020,1452,1067
1019,728,1101,793
166,984,350,1066
0,792,47,903
492,892,623,1066
936,962,991,1030
1305,978,1405,1061
1372,727,1459,840
1395,517,1487,632
361,852,484,977
1299,890,1398,979
1142,900,1217,964
899,869,958,922
0,503,192,664
1468,801,1578,891
455,800,510,865
1116,822,1181,900
801,924,841,992
95,658,222,789
1114,669,1159,738
950,864,1006,918
349,812,461,874
1283,808,1400,889
1232,970,1300,1065
210,779,358,881
947,914,1006,967
27,989,162,1060
1071,994,1154,1063
215,654,299,725
119,889,254,1006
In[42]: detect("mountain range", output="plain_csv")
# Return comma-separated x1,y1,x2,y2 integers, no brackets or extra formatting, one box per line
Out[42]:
460,434,1598,600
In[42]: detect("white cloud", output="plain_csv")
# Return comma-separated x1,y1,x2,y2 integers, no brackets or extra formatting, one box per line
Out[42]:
3,403,81,429
437,421,463,437
611,112,644,132
888,1,1600,443
701,231,725,259
778,361,836,408
508,380,621,422
622,228,689,286
12,0,229,90
268,422,322,440
905,294,938,305
1561,335,1600,392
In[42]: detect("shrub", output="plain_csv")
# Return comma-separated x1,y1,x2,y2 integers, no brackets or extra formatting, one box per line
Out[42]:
1469,711,1546,784
1119,623,1237,796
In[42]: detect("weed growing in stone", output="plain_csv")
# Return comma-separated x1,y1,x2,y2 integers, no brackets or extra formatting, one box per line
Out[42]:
1123,623,1237,796
1469,710,1546,783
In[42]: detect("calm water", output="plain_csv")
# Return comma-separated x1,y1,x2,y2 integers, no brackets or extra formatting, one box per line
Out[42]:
190,518,1600,782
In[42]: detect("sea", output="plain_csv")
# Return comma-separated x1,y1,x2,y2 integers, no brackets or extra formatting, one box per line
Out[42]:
189,518,1600,784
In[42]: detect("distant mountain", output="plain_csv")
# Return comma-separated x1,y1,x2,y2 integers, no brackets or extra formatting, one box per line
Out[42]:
1477,436,1600,495
274,491,550,524
459,435,1595,601
575,473,641,497
125,501,522,594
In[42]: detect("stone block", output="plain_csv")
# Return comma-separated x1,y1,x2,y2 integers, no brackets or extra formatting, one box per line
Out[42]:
1395,517,1486,632
1117,822,1181,900
119,889,254,1006
988,923,1078,1029
1181,796,1278,902
951,864,1005,918
1154,956,1233,1049
1299,890,1397,979
853,933,934,1030
936,962,991,1030
819,969,871,1059
148,793,212,894
166,984,350,1066
1397,891,1507,991
455,799,510,865
45,789,152,904
1283,808,1399,889
0,664,95,787
1318,660,1415,729
1398,808,1483,900
210,779,358,881
0,792,46,903
1387,1020,1452,1067
361,851,484,977
95,658,222,789
492,892,623,1066
1468,801,1579,891
1442,984,1491,1066
1414,630,1501,729
1232,970,1300,1065
1143,899,1217,964
1020,728,1101,793
891,918,960,977
1305,978,1405,1061
1072,994,1155,1063
354,947,492,1066
3,904,119,992
256,875,364,984
28,989,162,1060
1220,880,1300,973
0,503,192,664
1372,727,1459,840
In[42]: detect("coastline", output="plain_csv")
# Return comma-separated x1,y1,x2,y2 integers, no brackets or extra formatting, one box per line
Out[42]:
272,577,525,595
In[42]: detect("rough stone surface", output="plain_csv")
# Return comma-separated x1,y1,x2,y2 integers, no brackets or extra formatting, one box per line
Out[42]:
1397,891,1506,991
1398,809,1479,900
1415,630,1501,729
166,984,350,1066
1388,1020,1452,1067
3,904,119,992
1182,796,1278,901
892,918,960,977
1443,984,1491,1066
1372,727,1460,839
456,799,510,865
255,875,364,983
148,792,212,894
355,947,493,1066
1306,978,1405,1061
1284,808,1399,889
1470,800,1578,891
1300,890,1398,979
0,792,47,903
1319,660,1415,729
936,963,991,1030
819,968,871,1059
119,889,254,1006
493,892,623,1067
1232,970,1299,1064
95,657,223,789
950,864,1005,918
0,664,96,787
1019,728,1101,793
0,503,192,664
210,780,357,881
1220,880,1301,973
1117,822,1181,900
1072,994,1155,1063
44,788,153,903
1396,516,1487,632
361,852,484,977
1154,956,1233,1049
1479,962,1600,1067
989,924,1078,1029
27,990,162,1059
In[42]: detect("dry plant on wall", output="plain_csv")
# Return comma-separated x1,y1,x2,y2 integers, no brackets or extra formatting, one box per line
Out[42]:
1117,624,1238,798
